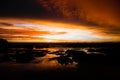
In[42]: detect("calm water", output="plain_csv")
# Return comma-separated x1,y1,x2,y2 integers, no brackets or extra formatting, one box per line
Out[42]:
0,47,120,80
0,47,104,70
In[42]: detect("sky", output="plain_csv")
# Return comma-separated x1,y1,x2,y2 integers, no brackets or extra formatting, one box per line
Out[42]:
0,0,120,42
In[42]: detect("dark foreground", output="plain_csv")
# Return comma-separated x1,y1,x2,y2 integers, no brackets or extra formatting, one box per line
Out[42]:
0,42,120,80
0,63,120,80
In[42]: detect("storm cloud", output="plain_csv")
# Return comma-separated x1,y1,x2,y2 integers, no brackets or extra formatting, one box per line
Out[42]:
0,0,120,42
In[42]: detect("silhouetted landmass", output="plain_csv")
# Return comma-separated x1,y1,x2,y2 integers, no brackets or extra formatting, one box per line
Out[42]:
0,39,11,62
0,39,8,54
8,42,120,48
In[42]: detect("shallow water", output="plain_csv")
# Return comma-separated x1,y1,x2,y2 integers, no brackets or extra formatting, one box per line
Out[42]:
1,47,120,80
0,47,105,71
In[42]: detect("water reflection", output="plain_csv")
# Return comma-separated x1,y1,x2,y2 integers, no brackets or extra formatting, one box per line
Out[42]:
1,46,120,70
0,47,79,70
32,53,78,69
1,45,120,80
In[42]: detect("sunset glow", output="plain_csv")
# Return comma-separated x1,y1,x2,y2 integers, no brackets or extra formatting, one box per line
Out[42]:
0,0,120,42
0,18,119,42
1,1,120,80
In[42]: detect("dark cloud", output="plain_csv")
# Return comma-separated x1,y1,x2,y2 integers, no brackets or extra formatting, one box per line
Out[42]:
36,0,120,26
0,22,13,26
87,25,120,37
0,0,120,42
0,28,67,36
0,0,47,18
0,28,50,35
0,0,120,27
0,34,32,38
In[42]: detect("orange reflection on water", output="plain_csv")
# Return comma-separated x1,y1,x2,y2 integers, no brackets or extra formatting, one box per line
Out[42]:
32,53,77,70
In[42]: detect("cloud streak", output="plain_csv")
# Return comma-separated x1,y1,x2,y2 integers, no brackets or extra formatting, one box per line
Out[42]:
0,20,115,42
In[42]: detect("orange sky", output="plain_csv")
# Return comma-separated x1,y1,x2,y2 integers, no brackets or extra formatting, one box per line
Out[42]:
0,18,119,42
0,0,120,42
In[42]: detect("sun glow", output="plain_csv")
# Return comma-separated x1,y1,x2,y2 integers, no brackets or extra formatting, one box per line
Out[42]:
44,39,55,42
37,29,102,41
0,18,117,42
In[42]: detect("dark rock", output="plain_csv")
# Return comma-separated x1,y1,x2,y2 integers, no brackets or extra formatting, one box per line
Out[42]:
15,50,34,63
